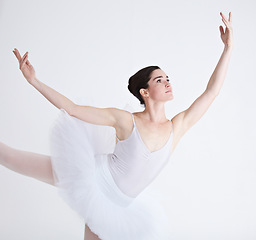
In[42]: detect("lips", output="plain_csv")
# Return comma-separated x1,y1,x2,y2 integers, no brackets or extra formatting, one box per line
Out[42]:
165,90,172,93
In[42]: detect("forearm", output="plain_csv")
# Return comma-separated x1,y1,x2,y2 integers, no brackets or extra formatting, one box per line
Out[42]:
206,45,233,95
30,78,75,114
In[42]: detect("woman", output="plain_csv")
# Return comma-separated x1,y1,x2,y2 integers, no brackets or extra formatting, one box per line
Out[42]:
0,12,233,240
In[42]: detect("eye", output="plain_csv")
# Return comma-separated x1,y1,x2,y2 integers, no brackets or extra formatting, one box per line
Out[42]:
156,78,170,83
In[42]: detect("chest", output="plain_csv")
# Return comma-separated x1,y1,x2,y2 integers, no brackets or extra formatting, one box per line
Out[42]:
135,122,172,153
116,118,172,153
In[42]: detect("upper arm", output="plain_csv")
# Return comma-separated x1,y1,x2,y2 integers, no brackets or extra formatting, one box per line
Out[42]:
182,89,218,131
70,104,125,127
171,89,218,146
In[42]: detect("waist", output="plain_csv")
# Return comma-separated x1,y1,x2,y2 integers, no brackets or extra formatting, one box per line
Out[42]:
95,154,135,207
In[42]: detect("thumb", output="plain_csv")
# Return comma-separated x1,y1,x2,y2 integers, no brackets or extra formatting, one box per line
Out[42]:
219,26,224,35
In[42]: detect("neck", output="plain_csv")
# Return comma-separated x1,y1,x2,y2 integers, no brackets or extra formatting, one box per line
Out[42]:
140,102,168,123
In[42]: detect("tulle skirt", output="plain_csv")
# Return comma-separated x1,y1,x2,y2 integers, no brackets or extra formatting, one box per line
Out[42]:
49,108,173,240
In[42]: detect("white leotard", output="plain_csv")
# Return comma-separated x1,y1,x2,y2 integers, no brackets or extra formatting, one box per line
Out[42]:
107,113,173,198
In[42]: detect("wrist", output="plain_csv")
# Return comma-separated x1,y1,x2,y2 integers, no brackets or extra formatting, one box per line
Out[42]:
224,44,233,51
30,77,39,86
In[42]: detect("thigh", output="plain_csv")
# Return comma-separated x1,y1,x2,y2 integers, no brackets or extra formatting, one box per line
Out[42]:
84,224,101,240
14,151,55,186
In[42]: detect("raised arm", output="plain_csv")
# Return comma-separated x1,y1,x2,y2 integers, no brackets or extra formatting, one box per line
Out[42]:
12,49,121,127
172,12,233,145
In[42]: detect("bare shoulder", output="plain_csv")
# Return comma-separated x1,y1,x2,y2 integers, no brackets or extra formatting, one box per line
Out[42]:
112,108,133,129
112,108,134,142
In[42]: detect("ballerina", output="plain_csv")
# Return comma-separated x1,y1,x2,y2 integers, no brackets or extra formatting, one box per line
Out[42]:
0,12,233,240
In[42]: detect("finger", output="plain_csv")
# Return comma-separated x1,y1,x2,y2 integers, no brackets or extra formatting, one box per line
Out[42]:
229,12,232,23
13,48,22,61
220,12,229,23
20,55,29,69
26,59,32,66
219,26,224,35
220,12,228,21
20,52,28,64
220,12,232,27
221,16,231,29
221,19,229,29
13,50,21,61
20,54,29,69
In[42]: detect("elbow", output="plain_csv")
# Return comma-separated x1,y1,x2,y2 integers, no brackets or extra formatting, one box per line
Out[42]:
65,104,77,116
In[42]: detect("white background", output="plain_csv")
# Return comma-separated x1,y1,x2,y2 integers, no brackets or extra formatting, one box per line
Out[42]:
0,0,256,239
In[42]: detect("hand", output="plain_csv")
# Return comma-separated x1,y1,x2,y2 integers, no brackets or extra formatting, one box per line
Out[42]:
219,12,233,48
13,48,36,84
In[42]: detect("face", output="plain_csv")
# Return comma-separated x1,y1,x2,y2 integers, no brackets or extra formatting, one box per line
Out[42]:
140,69,173,103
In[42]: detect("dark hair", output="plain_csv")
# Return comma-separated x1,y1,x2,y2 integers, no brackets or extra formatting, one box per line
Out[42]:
128,66,160,107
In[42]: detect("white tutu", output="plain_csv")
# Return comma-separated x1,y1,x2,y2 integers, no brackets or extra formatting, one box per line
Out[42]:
49,108,173,240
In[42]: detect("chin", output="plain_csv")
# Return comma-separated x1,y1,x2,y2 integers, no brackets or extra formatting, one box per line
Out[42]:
167,95,174,100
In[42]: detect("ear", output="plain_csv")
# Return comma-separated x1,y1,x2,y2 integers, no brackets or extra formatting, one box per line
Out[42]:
139,88,149,99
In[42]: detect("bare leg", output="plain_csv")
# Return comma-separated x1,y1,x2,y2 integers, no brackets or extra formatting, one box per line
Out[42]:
0,141,54,185
1,142,103,238
84,224,101,240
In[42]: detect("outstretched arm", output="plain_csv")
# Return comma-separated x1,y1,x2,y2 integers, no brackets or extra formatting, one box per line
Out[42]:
13,49,75,115
172,12,233,147
13,49,122,127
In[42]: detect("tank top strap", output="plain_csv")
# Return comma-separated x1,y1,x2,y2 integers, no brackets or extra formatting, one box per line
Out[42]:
170,119,173,128
116,113,135,142
131,113,135,126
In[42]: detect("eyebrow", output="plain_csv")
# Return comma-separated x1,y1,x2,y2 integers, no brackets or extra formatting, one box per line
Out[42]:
152,75,169,81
